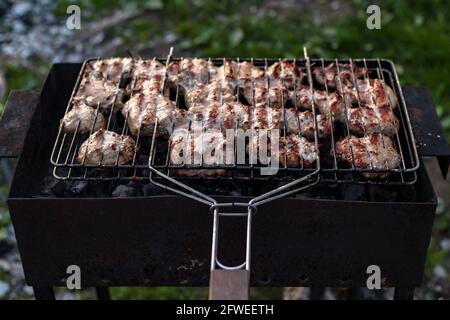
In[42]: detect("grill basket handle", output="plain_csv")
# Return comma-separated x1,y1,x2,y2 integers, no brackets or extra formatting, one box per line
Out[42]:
209,269,250,300
0,90,39,158
404,86,450,179
208,204,253,300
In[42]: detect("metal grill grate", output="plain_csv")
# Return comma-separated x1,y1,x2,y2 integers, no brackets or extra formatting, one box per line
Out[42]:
50,50,419,186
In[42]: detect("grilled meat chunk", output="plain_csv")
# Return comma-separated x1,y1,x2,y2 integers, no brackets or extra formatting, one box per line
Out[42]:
184,101,251,131
75,76,123,112
249,133,317,167
132,59,166,92
185,80,236,109
76,129,136,165
167,58,217,91
278,134,317,167
335,133,401,178
252,107,282,130
173,108,189,129
214,60,293,109
141,75,165,95
122,92,176,136
86,58,133,84
313,62,366,89
347,105,399,137
187,102,222,131
252,79,290,109
266,60,302,89
237,62,290,108
292,85,347,121
241,71,289,109
169,128,229,176
62,102,105,134
237,61,265,82
218,102,252,130
215,59,236,78
283,109,332,139
341,79,398,108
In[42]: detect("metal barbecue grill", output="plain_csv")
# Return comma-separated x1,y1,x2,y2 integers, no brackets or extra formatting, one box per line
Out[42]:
48,49,423,298
0,48,448,300
50,49,419,187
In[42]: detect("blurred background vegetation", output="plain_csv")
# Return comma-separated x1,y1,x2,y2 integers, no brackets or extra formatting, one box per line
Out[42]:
0,0,449,299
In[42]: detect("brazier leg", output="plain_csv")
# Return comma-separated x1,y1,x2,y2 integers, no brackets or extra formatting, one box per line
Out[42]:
95,287,111,300
394,287,415,300
33,286,55,300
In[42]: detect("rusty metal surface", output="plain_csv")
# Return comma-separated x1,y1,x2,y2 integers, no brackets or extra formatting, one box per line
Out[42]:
0,90,39,158
404,86,450,178
9,189,435,287
9,64,81,198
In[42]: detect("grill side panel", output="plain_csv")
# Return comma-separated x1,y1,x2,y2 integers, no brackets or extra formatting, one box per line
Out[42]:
9,195,435,287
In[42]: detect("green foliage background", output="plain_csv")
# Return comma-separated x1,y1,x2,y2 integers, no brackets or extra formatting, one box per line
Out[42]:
3,0,449,136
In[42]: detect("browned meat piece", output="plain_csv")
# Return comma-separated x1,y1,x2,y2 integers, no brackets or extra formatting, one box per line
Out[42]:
169,128,229,176
173,108,189,129
237,61,265,82
182,101,251,132
167,58,217,91
278,134,317,167
76,129,136,165
252,107,282,130
75,76,123,112
122,93,176,136
249,133,317,167
341,79,398,108
218,102,252,130
86,58,133,84
132,59,166,92
215,59,240,86
283,109,332,139
347,105,399,137
266,60,302,89
254,79,290,108
292,85,348,121
313,62,366,89
188,102,221,131
62,102,105,134
185,80,236,109
240,64,289,108
335,133,401,178
231,61,290,108
141,74,165,95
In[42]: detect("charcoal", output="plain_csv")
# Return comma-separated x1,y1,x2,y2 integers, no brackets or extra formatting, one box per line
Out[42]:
70,181,88,194
143,183,166,196
87,180,117,197
112,184,142,197
40,176,69,196
340,184,368,201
